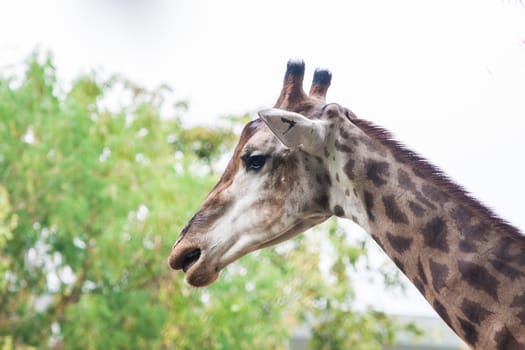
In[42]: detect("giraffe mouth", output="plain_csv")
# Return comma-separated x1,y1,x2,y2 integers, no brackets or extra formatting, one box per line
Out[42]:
169,244,219,287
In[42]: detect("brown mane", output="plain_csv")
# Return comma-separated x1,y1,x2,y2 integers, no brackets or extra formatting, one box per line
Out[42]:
351,116,524,242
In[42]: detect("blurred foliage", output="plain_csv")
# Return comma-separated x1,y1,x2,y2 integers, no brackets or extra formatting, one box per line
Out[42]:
177,126,236,164
0,185,16,294
0,52,419,349
304,222,423,350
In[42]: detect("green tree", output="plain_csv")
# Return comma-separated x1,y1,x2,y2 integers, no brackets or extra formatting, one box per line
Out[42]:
0,52,418,349
0,185,16,294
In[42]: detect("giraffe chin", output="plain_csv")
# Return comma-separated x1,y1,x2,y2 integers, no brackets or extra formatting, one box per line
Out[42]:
184,262,219,287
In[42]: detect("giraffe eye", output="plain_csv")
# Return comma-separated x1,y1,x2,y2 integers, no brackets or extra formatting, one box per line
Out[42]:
242,154,267,172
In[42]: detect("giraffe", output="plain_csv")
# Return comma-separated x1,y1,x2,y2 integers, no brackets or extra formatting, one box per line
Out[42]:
168,60,525,349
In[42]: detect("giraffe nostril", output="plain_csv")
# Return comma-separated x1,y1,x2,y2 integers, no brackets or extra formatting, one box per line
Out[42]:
182,249,201,273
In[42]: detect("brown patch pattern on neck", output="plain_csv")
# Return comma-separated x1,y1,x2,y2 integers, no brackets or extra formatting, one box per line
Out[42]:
351,118,524,242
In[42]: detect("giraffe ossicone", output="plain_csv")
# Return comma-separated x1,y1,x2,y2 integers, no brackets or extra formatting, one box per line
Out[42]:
168,60,525,349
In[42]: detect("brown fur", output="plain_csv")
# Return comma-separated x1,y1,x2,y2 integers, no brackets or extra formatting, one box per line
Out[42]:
351,117,524,242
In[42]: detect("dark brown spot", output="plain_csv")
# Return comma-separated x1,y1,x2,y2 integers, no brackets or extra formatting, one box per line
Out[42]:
359,135,387,156
451,205,472,225
412,167,425,179
393,257,405,272
343,159,355,180
429,259,449,292
463,222,489,242
458,260,499,301
408,200,425,217
315,194,329,210
345,189,350,196
494,326,525,350
416,195,437,210
324,148,330,158
335,173,340,182
510,292,525,323
459,240,477,253
386,232,413,254
363,191,375,222
510,292,525,307
453,212,480,239
382,195,409,224
324,173,332,187
518,311,525,324
493,237,525,266
268,155,299,192
489,259,525,281
417,258,427,284
339,127,350,139
422,217,449,252
397,169,436,209
422,184,448,205
433,300,452,328
366,160,390,187
333,205,345,217
460,298,492,325
334,139,353,153
413,278,426,295
398,168,416,191
457,317,478,346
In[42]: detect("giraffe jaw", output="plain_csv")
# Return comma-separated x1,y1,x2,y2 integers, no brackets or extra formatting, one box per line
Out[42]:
169,213,331,287
257,213,331,249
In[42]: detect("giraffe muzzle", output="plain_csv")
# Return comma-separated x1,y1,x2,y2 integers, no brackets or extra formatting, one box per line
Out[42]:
169,243,220,287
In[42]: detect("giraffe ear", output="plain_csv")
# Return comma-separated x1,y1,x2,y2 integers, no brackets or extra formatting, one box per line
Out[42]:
258,108,327,154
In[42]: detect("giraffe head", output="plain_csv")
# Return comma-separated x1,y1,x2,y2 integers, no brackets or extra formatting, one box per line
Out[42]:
169,60,357,287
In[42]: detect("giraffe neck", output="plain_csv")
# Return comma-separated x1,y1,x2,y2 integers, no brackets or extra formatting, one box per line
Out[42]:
325,117,525,349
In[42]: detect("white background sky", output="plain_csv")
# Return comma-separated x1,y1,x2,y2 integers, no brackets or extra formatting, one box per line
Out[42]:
1,0,525,323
